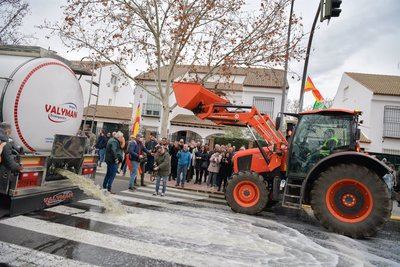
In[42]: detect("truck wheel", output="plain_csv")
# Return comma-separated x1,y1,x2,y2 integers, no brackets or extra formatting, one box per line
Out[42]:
311,164,392,238
226,171,268,215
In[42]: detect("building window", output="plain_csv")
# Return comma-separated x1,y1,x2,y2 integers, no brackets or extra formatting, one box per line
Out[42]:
383,105,400,138
143,93,161,117
253,97,274,117
110,74,118,85
108,98,112,105
383,148,400,156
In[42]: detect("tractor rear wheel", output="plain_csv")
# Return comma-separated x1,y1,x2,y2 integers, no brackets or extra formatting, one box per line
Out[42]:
226,171,268,215
311,164,392,238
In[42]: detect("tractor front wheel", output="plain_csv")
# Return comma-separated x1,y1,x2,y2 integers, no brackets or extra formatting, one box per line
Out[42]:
311,164,392,238
226,171,268,215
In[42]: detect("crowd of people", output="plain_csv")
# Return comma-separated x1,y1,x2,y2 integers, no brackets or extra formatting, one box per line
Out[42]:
97,130,236,196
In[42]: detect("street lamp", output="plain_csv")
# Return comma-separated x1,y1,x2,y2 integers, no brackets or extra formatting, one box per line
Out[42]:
279,0,295,130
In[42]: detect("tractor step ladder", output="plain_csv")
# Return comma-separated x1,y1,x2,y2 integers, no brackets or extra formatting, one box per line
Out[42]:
282,176,304,209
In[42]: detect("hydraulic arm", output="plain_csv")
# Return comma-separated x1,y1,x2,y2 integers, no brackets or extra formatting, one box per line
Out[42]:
173,82,288,171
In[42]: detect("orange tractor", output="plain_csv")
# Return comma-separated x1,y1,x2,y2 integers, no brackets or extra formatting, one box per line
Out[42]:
173,82,398,238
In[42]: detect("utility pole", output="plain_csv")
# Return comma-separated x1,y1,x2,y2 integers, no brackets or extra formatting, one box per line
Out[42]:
279,0,295,130
299,0,342,111
299,3,321,111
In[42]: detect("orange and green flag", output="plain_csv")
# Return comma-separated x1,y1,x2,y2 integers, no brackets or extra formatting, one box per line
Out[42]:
132,103,141,137
304,76,326,110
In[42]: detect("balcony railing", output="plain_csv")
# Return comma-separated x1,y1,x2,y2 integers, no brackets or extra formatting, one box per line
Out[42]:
143,103,161,117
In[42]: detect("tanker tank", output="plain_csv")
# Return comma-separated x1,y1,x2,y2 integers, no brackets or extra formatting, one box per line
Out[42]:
0,49,84,152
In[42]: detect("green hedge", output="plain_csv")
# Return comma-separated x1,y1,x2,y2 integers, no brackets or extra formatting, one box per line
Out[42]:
213,137,268,150
214,137,249,149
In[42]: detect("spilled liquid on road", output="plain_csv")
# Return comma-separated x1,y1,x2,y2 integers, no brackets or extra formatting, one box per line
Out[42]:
56,169,126,215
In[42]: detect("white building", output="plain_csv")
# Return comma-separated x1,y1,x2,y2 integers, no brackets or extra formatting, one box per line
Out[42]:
71,61,135,107
70,61,135,134
134,65,287,142
333,72,400,154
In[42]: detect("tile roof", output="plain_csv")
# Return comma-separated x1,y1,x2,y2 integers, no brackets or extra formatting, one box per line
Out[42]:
170,114,224,129
135,65,286,90
83,105,132,121
346,72,400,96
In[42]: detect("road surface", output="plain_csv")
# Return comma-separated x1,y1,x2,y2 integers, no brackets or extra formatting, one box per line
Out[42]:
0,175,399,266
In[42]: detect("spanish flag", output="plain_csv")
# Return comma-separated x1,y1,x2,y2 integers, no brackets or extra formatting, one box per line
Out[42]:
132,103,141,138
304,76,326,110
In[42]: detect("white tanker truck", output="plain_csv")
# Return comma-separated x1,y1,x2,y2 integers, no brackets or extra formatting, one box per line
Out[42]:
0,46,97,216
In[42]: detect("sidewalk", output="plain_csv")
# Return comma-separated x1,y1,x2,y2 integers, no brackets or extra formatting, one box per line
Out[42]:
96,165,225,196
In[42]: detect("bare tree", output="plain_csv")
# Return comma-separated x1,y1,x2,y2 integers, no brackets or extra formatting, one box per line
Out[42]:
43,0,304,137
287,98,300,113
0,0,29,45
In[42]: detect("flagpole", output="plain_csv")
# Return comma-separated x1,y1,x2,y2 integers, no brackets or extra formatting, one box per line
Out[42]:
279,0,295,130
299,3,321,112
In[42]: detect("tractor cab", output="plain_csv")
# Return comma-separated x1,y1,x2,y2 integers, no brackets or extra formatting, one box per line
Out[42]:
286,109,361,178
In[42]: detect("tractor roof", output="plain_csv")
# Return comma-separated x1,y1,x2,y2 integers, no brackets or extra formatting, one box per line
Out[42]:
300,108,361,116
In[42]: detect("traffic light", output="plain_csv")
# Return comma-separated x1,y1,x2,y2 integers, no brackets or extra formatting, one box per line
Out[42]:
320,0,342,22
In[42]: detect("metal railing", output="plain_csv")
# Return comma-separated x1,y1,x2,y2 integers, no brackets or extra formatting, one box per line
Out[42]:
143,103,161,117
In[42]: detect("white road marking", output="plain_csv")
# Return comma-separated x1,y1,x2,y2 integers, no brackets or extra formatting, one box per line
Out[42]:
133,187,227,203
0,216,248,267
0,240,97,267
144,183,218,197
115,191,228,209
121,190,204,202
79,196,230,215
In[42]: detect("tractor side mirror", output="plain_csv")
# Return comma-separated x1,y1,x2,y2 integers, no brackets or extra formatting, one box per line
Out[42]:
355,129,361,140
275,116,281,131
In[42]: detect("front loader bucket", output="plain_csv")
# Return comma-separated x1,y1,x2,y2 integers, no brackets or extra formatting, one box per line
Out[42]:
173,82,229,112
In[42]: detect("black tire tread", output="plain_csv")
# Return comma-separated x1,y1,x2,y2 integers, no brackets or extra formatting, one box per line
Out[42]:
310,163,392,238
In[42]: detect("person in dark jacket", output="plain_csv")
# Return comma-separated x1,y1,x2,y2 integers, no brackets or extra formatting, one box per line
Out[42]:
202,146,210,183
95,130,107,167
145,134,158,173
169,141,179,181
153,146,171,196
102,131,124,193
194,145,207,184
120,139,130,176
217,151,232,192
0,123,22,180
128,134,149,190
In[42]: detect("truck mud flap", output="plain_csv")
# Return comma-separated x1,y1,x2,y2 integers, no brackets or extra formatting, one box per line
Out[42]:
4,187,84,217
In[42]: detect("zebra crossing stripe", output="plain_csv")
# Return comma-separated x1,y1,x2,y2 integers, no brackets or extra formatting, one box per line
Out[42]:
119,190,227,208
145,183,226,199
79,196,230,216
46,205,244,248
145,183,212,196
0,240,96,266
0,216,233,267
121,189,206,201
134,187,227,203
132,187,209,199
121,190,204,203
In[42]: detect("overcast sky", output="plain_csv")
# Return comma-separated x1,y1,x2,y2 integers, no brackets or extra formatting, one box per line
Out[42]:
23,0,400,106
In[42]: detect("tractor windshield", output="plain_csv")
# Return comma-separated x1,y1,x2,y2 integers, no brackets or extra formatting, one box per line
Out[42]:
287,114,354,177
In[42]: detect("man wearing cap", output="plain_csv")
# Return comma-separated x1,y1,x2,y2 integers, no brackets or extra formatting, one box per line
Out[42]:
153,146,171,196
128,134,149,190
